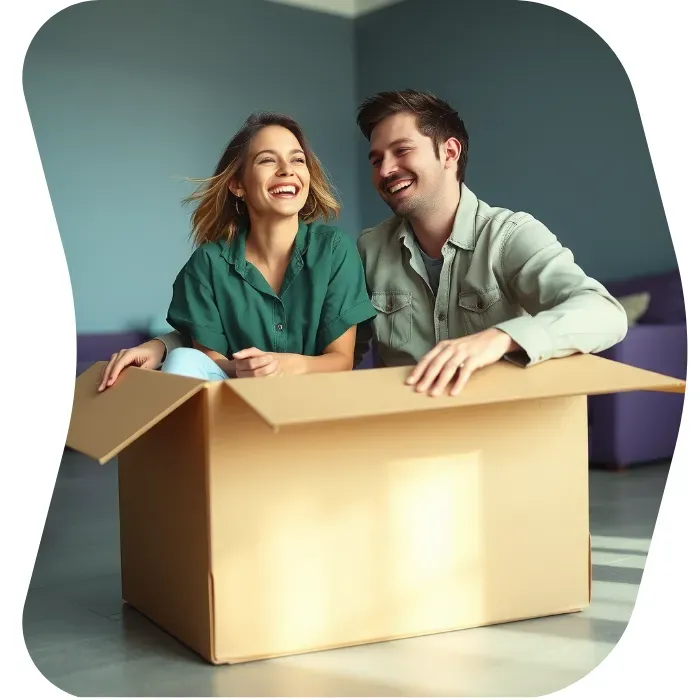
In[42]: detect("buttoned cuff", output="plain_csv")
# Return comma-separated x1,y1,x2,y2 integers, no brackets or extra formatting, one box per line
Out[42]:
492,316,553,368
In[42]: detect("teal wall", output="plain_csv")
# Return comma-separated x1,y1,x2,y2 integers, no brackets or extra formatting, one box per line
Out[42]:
355,0,676,283
24,0,358,334
24,0,674,333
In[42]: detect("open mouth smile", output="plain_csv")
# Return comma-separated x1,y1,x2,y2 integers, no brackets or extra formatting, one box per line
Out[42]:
386,179,414,196
268,184,300,198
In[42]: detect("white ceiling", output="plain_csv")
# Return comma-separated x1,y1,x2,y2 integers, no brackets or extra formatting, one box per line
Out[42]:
262,0,408,18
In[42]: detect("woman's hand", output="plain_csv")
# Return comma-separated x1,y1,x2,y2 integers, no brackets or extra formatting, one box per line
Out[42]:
98,339,166,391
231,348,302,378
230,329,356,379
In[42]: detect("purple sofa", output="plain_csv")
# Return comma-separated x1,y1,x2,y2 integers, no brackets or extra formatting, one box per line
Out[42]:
76,331,150,376
587,269,687,469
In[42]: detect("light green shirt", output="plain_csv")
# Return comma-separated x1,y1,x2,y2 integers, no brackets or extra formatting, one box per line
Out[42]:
353,183,628,368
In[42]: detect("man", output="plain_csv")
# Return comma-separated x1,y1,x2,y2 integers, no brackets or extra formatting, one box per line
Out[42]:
352,89,627,396
99,90,627,396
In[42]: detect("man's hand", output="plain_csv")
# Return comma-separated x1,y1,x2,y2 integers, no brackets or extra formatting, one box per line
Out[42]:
231,348,303,378
406,329,520,397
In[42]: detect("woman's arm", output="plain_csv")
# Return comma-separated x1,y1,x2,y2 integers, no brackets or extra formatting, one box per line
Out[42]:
231,327,356,378
291,326,356,374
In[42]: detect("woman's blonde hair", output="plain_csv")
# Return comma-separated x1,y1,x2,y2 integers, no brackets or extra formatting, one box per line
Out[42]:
183,112,341,247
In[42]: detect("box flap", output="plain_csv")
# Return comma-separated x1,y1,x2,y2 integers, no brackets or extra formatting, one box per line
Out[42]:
66,362,206,464
226,353,685,430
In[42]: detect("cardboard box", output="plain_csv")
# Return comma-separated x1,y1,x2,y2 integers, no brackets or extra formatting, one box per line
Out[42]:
66,354,685,664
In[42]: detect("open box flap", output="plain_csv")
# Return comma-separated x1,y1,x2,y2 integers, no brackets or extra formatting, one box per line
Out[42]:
66,362,207,464
225,354,685,430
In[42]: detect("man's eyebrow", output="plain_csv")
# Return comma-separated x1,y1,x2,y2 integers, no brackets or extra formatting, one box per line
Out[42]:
368,138,414,160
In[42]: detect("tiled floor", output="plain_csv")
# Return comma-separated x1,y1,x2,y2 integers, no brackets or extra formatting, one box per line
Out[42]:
24,449,667,697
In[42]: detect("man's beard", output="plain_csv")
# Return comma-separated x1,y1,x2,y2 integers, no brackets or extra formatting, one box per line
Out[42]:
386,188,423,218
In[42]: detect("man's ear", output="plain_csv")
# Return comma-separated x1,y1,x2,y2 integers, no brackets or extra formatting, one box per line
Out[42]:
228,180,245,199
442,137,462,173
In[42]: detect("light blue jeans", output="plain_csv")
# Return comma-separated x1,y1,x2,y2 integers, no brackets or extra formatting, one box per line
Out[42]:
161,348,230,381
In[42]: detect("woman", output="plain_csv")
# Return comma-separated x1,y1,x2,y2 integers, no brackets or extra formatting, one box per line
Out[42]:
98,112,375,389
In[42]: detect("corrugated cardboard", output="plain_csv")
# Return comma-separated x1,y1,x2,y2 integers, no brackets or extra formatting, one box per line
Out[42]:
66,354,685,664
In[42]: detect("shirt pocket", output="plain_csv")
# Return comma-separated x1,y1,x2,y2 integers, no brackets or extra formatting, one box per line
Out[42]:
458,286,502,333
371,291,413,350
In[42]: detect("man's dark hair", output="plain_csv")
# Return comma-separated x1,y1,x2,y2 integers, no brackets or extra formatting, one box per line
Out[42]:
357,89,469,181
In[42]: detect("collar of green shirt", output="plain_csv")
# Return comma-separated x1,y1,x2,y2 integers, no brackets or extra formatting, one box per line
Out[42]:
218,218,312,298
219,218,312,271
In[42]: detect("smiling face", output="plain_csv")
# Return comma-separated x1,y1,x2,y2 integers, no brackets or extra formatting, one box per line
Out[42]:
230,125,310,221
368,111,460,218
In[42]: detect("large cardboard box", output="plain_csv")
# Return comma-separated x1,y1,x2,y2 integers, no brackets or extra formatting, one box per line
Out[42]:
66,354,685,665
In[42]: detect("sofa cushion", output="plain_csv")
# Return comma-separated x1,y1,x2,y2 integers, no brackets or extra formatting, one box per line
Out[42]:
605,269,685,325
617,292,651,327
